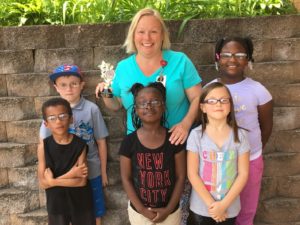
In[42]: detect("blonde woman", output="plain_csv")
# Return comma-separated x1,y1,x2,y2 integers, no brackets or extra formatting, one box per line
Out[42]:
96,8,202,147
96,8,202,224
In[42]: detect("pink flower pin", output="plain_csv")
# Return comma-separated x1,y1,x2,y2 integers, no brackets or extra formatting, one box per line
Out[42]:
160,60,168,67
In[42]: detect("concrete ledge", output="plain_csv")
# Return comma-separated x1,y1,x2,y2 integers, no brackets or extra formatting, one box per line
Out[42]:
0,97,35,121
94,45,127,69
0,143,27,168
184,15,300,43
0,23,128,51
104,185,127,209
248,61,300,85
6,119,41,144
273,107,300,131
0,188,39,214
277,175,300,198
0,168,8,188
0,26,65,50
266,130,300,153
10,208,47,225
102,208,130,225
34,48,93,72
272,38,300,61
256,197,300,223
0,75,7,97
268,84,300,107
0,122,7,142
0,50,33,74
6,73,51,97
260,176,278,200
264,152,300,176
8,165,38,190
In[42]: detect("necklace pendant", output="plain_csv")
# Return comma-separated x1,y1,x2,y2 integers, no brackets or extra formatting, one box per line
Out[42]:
156,74,166,86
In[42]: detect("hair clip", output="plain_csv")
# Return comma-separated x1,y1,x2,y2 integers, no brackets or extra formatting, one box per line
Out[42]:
215,53,220,60
215,62,219,71
248,61,253,70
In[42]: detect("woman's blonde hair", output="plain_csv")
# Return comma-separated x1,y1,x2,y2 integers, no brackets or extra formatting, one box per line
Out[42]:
123,8,171,54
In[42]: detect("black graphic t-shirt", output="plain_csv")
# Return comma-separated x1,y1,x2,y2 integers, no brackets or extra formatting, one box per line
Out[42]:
119,129,184,208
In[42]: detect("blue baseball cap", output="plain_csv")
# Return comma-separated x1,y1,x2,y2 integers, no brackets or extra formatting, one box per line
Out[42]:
49,64,83,82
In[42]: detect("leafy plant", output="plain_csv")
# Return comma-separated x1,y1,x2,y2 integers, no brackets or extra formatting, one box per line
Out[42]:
0,0,297,26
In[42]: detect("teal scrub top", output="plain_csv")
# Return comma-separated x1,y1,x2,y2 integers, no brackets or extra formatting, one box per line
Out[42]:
112,50,202,134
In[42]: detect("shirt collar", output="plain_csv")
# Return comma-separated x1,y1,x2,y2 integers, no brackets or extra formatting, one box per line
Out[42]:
72,96,85,110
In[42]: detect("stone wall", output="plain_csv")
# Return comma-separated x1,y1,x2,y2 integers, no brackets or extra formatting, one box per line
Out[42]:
0,15,299,225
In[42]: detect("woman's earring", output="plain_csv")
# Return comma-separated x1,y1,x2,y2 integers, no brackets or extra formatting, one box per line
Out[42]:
248,61,253,70
215,62,219,71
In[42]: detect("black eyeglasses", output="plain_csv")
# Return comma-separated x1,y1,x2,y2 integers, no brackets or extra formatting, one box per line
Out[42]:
220,52,247,60
135,100,163,109
203,98,230,105
46,113,70,122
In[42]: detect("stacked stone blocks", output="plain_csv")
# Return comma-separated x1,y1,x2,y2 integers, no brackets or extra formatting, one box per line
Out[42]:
0,15,299,224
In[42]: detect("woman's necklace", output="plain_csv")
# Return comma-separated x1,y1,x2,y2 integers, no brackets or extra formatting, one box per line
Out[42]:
156,59,168,86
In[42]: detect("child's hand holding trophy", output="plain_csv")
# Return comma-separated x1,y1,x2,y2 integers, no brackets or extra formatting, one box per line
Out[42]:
98,61,115,98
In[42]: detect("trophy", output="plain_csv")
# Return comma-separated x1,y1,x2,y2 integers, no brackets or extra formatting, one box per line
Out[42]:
98,61,115,98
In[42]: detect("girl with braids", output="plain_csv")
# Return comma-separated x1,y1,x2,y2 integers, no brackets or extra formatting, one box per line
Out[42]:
212,37,273,225
187,82,250,225
119,82,186,225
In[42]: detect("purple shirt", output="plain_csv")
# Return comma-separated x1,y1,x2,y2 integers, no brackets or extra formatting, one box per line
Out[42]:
210,78,272,160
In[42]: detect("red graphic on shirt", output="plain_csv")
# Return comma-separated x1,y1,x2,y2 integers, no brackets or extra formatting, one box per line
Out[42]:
136,153,171,207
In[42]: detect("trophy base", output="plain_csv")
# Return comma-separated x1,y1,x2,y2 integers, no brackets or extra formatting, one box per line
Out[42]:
101,89,113,98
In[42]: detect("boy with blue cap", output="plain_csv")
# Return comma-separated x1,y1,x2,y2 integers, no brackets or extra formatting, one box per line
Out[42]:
38,64,109,225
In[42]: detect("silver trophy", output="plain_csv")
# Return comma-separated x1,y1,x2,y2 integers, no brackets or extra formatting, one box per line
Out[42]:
98,61,115,98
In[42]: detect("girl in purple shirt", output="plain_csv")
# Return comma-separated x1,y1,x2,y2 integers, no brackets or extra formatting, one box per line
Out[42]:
212,37,273,225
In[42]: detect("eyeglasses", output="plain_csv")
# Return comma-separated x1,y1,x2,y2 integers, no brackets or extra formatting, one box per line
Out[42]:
46,113,70,122
220,52,247,60
203,98,230,105
135,100,163,109
56,82,81,89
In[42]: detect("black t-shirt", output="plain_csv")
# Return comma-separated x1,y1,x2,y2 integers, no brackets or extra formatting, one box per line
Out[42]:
44,135,93,215
119,129,184,208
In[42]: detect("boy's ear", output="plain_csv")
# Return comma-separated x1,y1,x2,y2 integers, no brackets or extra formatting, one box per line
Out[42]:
43,120,49,128
53,83,59,92
80,81,85,90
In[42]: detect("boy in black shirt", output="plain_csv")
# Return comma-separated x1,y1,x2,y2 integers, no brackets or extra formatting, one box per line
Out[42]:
37,97,95,225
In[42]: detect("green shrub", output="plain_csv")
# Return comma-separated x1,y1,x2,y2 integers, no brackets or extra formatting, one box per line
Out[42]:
0,0,297,26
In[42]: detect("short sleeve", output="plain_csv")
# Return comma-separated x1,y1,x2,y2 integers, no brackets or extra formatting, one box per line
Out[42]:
254,82,272,106
111,63,122,97
119,135,133,158
91,106,109,140
174,143,185,154
182,54,202,89
164,132,184,154
39,121,52,139
237,129,250,155
186,128,201,153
